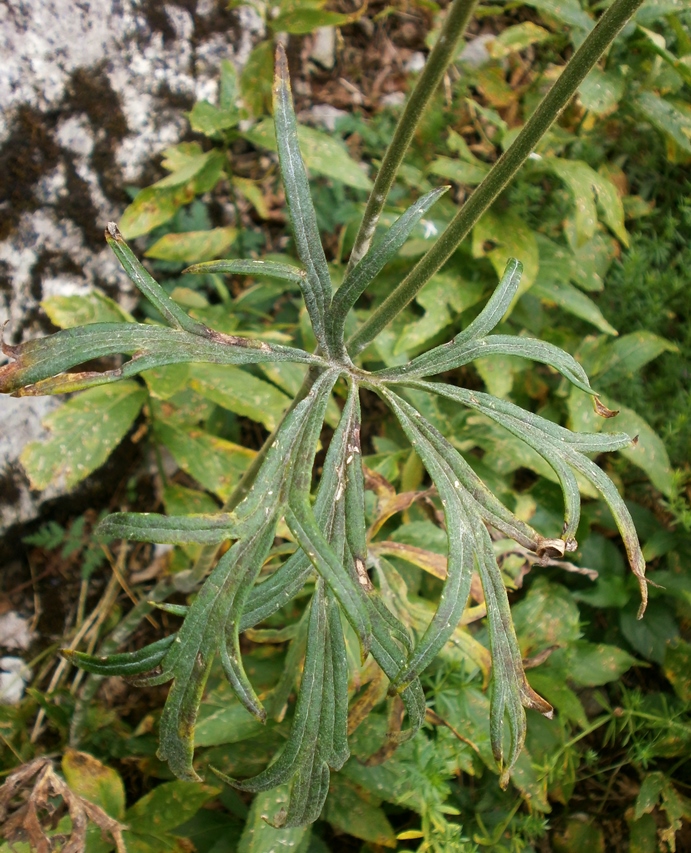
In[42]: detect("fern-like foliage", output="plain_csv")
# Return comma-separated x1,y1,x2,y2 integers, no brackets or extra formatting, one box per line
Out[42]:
1,45,647,826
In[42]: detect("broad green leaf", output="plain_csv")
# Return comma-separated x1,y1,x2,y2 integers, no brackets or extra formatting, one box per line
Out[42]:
146,228,238,263
187,364,291,431
593,331,678,386
473,209,539,298
195,702,267,747
553,818,605,853
428,156,489,185
546,159,627,246
243,119,373,191
531,278,618,335
188,100,239,135
20,381,146,490
489,21,552,57
635,772,665,819
237,785,311,852
323,776,397,847
164,483,219,515
512,579,581,656
635,92,691,154
143,363,191,399
119,184,193,240
240,40,274,117
62,748,126,820
272,7,352,33
663,639,691,702
394,273,485,355
125,781,220,834
154,418,255,499
42,291,133,328
620,601,678,664
578,67,624,115
474,353,521,398
566,641,637,686
523,0,594,32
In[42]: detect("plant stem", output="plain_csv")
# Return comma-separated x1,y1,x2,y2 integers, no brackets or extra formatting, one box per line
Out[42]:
348,0,645,356
345,0,480,274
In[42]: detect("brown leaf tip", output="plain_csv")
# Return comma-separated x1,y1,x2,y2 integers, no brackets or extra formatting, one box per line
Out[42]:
594,396,619,418
274,43,289,86
105,222,122,241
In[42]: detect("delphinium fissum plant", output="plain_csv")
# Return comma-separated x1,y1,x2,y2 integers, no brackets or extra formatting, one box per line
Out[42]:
0,0,648,827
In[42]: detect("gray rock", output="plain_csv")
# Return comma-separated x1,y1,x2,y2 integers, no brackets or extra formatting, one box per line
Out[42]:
0,0,263,532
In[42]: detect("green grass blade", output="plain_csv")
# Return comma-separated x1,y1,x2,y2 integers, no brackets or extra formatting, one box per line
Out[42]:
273,45,332,352
106,223,208,335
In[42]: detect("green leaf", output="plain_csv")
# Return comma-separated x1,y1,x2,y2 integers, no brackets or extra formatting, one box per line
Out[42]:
188,100,240,136
566,641,637,686
428,156,490,186
663,639,691,702
187,364,291,431
323,776,397,847
271,46,333,351
97,511,240,545
184,258,305,284
532,278,618,335
126,781,220,834
243,119,373,191
489,21,552,57
237,785,311,852
635,772,665,819
512,578,581,655
329,186,450,351
42,291,134,328
272,7,352,33
62,748,126,820
473,209,539,299
154,418,255,500
61,634,176,677
578,67,624,115
523,0,594,32
20,381,146,490
146,228,238,263
119,185,193,240
393,273,485,356
620,601,678,664
195,702,267,747
593,331,678,386
545,159,628,246
635,92,691,154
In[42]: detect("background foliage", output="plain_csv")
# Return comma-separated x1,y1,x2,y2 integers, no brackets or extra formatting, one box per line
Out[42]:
2,0,690,850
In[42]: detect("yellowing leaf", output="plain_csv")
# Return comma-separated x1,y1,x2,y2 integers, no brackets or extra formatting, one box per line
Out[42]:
20,381,146,490
473,208,540,300
42,291,134,328
145,227,238,263
62,749,126,820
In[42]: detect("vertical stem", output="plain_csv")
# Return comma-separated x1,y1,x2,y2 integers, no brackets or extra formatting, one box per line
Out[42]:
348,0,645,356
346,0,480,273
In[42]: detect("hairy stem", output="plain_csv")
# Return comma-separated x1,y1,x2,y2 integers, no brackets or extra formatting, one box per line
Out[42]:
347,0,645,355
345,0,480,273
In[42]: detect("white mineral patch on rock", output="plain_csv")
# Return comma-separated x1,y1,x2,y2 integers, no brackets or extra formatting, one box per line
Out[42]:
0,656,33,705
0,612,35,651
0,0,264,531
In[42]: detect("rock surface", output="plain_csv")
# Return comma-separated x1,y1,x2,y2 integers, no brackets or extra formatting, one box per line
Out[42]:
0,0,262,532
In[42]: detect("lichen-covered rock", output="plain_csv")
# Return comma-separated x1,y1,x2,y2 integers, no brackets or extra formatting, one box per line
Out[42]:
0,0,263,531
